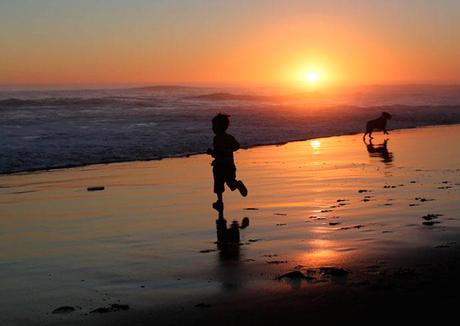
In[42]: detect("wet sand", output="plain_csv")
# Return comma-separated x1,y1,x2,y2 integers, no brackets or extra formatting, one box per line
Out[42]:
1,125,460,325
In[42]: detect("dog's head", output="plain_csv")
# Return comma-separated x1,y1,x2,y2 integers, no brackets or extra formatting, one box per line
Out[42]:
382,112,392,120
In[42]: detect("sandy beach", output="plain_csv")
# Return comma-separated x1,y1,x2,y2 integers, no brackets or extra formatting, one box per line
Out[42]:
1,124,460,325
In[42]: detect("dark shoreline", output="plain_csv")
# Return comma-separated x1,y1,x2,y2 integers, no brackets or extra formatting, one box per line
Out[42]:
2,122,459,176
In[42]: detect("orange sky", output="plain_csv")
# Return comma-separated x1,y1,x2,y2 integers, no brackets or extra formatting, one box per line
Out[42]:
1,1,460,87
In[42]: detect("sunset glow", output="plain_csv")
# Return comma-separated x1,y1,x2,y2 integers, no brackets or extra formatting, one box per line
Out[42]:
1,1,460,87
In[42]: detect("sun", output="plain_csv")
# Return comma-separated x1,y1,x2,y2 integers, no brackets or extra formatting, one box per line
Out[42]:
291,65,327,88
304,71,320,85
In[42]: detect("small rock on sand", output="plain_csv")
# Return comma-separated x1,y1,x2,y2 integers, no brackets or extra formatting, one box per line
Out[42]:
87,186,105,192
90,307,111,314
340,225,364,230
421,214,443,221
422,221,441,226
319,267,349,277
52,306,77,314
277,271,314,281
435,241,456,248
435,244,451,248
90,304,129,314
199,249,217,253
110,304,129,311
267,260,288,264
415,197,435,202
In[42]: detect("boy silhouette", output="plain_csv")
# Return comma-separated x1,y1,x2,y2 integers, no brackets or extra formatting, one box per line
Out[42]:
207,114,247,212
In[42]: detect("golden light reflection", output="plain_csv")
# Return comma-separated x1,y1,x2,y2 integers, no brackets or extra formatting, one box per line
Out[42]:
296,239,348,267
310,140,321,150
307,249,339,262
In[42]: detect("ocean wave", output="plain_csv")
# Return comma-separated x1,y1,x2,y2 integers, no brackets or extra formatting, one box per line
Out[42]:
1,86,460,174
184,92,278,102
0,97,163,108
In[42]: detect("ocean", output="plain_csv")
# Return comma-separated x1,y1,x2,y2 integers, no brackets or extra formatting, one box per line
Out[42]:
1,84,460,174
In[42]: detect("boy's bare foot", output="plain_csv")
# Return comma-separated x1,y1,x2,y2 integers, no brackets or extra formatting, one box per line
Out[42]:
212,200,224,212
237,181,248,197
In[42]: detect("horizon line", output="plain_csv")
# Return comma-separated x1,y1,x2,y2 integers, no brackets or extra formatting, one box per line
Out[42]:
1,81,460,92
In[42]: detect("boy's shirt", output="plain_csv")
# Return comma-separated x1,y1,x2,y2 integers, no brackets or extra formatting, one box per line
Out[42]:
212,133,240,167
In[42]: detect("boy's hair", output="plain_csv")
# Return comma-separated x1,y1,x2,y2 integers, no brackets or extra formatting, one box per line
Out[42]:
212,113,230,132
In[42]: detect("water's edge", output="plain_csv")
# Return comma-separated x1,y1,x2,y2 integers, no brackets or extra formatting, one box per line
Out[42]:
2,122,458,177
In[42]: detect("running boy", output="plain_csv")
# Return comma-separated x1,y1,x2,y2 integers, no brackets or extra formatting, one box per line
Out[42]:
207,114,247,212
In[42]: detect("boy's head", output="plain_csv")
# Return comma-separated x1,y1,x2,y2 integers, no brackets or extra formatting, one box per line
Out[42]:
212,113,230,134
382,112,392,120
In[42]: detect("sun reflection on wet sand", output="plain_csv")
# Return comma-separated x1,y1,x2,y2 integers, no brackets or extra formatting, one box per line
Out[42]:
310,140,321,151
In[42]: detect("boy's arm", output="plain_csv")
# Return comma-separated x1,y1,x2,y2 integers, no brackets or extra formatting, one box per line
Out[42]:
231,136,241,151
206,148,215,156
207,136,216,156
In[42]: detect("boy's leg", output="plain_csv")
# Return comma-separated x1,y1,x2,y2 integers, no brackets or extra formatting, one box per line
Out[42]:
236,180,248,197
213,192,224,212
227,170,248,197
213,166,225,212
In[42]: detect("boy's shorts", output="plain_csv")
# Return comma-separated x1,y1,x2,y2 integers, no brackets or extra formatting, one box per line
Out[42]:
213,164,237,194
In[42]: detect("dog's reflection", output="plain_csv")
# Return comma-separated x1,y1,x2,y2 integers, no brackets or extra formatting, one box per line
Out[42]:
363,138,393,164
